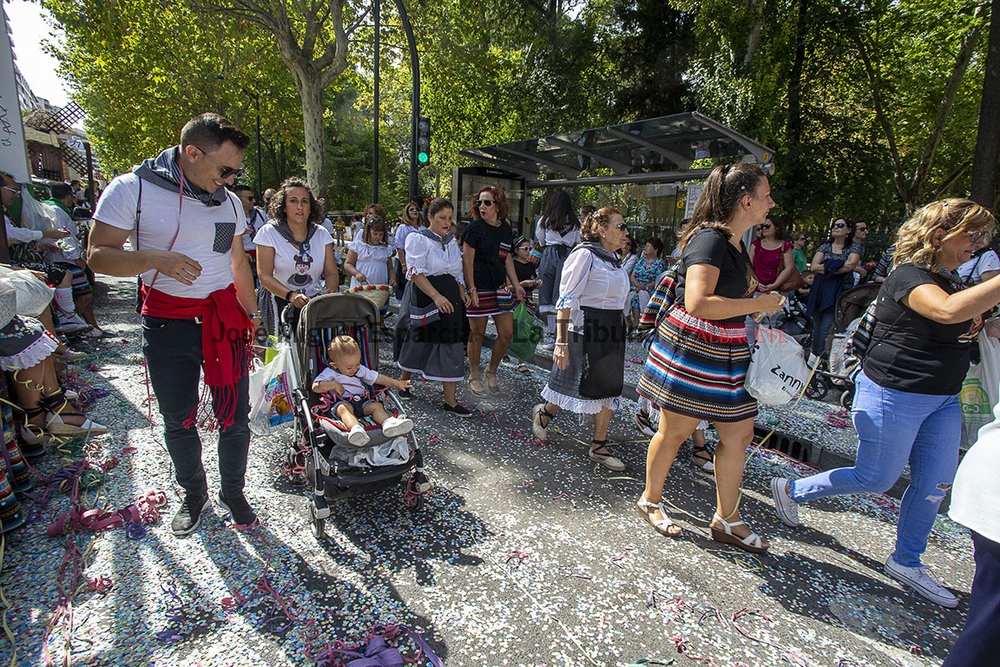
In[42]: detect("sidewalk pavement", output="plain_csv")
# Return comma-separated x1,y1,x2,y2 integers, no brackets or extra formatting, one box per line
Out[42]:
0,277,973,667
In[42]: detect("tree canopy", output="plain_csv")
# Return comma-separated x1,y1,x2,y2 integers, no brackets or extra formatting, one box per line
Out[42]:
33,0,995,228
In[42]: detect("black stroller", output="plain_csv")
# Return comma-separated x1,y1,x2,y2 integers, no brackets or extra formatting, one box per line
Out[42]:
805,282,881,407
282,293,429,539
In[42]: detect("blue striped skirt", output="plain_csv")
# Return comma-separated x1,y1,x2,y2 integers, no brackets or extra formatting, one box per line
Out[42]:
636,305,757,422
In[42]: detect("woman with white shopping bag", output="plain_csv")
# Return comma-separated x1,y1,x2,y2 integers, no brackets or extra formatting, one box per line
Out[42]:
636,163,782,551
771,199,1000,608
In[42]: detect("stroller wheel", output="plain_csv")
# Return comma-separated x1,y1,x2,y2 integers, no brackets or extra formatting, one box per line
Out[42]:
806,374,829,400
404,493,424,511
841,387,855,409
310,504,326,538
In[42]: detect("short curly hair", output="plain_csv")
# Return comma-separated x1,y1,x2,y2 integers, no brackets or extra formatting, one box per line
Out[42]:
268,177,325,227
470,185,510,221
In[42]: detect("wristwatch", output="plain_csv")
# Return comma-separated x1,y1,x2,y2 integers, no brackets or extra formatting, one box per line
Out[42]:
247,312,261,320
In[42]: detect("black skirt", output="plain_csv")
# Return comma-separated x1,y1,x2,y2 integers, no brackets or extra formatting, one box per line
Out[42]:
397,275,469,382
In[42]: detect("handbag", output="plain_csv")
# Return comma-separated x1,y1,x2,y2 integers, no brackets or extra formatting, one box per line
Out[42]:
495,285,514,310
248,343,295,435
745,327,810,405
508,302,542,361
637,262,680,349
776,255,805,292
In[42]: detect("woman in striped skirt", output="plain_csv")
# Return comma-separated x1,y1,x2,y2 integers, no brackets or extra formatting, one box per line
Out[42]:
636,163,783,553
462,186,525,397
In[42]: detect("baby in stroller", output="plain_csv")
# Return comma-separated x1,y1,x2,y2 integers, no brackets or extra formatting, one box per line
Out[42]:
311,335,413,446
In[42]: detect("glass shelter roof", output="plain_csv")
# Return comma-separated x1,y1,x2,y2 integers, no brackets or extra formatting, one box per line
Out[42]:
459,112,775,188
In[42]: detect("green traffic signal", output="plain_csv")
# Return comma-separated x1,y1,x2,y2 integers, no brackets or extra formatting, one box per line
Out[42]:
417,151,430,164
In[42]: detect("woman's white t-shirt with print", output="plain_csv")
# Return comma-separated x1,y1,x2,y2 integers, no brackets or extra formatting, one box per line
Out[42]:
253,223,334,297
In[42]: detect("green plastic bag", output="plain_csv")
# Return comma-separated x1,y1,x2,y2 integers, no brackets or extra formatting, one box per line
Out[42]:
507,302,543,362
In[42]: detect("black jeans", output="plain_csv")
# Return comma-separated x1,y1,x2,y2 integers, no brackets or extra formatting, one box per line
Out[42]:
142,316,251,499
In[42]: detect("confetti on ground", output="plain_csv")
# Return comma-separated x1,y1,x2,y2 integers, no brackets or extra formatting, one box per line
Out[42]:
0,278,974,667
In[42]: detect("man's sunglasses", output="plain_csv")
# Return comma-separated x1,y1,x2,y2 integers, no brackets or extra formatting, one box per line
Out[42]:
475,200,495,208
193,145,244,180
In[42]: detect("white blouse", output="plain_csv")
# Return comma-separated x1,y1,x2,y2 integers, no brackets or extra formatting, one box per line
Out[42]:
555,247,629,333
404,232,465,287
535,220,581,248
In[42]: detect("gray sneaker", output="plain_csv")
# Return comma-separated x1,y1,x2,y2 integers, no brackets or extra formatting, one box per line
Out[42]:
171,494,210,536
885,555,958,608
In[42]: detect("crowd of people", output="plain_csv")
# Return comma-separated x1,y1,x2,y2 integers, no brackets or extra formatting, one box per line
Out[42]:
4,110,1000,663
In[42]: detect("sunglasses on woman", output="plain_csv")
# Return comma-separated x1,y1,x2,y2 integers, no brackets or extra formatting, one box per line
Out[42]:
760,223,772,229
831,222,848,229
475,200,495,208
967,229,991,244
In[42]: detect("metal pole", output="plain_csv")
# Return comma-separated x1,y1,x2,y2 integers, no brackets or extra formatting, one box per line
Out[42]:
394,0,420,202
84,141,95,209
373,0,380,204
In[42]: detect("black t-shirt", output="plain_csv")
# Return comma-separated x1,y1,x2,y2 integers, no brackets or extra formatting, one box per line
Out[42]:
676,227,758,324
514,259,537,299
863,263,980,395
463,219,513,291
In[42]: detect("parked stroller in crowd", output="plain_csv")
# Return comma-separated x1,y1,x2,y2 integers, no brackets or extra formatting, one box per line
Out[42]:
281,293,429,539
773,291,812,349
804,282,881,408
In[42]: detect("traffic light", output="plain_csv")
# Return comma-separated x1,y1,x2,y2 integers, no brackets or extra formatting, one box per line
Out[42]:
416,117,431,166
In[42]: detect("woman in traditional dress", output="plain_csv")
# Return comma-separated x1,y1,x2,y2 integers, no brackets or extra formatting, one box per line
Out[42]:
535,191,581,349
396,198,473,417
530,207,631,471
394,201,424,299
636,163,782,551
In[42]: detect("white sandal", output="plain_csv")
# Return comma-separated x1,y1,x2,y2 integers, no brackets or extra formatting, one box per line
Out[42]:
710,514,768,554
637,495,680,537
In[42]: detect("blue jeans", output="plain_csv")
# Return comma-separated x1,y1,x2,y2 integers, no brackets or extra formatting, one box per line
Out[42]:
811,308,835,357
789,371,960,567
142,316,251,499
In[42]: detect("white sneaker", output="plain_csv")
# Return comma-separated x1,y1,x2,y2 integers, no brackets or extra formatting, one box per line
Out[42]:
381,416,413,438
885,555,958,608
771,477,800,527
540,341,555,352
54,310,90,335
347,424,370,447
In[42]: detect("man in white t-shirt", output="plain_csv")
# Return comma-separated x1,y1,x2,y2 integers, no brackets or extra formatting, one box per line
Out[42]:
88,113,260,536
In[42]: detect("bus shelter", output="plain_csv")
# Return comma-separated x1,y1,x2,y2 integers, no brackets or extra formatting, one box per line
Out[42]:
453,112,775,240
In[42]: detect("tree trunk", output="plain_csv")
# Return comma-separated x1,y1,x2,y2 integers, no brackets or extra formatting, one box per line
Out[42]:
784,0,810,218
744,0,765,68
972,0,1000,211
907,16,982,205
298,75,328,200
